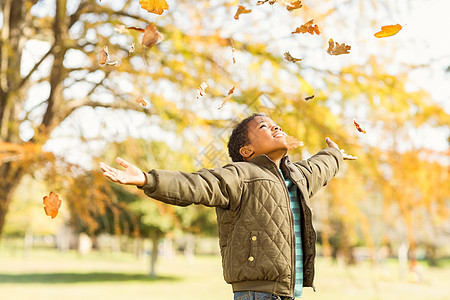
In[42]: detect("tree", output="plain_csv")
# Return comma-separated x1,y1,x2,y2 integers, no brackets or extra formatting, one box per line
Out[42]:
1,0,448,264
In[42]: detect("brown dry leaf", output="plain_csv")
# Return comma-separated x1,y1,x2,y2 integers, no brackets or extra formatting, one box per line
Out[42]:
287,0,302,11
139,0,169,15
234,5,251,20
284,51,302,63
353,119,367,134
127,26,145,33
98,46,119,66
99,45,110,66
257,0,276,5
136,96,148,107
129,42,135,54
305,95,314,101
231,39,236,64
286,135,304,150
196,82,209,99
114,24,129,34
142,23,164,48
374,24,403,38
292,19,320,35
218,86,235,109
43,192,62,219
327,39,351,55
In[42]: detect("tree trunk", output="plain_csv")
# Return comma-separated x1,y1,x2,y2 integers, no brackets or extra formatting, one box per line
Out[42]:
0,162,25,237
149,234,160,277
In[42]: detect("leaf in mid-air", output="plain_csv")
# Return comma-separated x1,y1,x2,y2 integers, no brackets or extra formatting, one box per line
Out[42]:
139,0,169,15
353,119,367,134
196,82,209,99
287,0,302,11
234,5,252,20
43,192,62,219
327,39,351,55
98,46,118,66
374,24,403,38
129,42,135,54
218,86,235,109
284,51,302,63
141,23,164,48
292,19,320,35
136,96,148,107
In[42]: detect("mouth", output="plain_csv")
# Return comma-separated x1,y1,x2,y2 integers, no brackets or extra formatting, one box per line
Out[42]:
273,132,287,138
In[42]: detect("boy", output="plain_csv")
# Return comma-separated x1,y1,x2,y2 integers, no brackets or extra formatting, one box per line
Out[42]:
99,113,357,300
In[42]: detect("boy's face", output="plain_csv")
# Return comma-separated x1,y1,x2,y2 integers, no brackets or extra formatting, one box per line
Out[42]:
240,116,288,161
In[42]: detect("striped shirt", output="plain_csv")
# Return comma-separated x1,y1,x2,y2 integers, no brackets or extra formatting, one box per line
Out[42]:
280,170,303,298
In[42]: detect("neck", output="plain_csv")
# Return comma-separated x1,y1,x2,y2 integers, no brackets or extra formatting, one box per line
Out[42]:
248,150,287,168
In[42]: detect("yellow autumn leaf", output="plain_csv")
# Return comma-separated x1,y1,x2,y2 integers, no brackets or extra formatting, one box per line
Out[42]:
139,0,169,15
374,24,403,38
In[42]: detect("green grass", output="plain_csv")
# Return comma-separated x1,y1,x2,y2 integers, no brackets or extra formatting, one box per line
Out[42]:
0,247,449,300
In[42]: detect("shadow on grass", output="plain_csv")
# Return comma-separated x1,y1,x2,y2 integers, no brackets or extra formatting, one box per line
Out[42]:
0,272,181,284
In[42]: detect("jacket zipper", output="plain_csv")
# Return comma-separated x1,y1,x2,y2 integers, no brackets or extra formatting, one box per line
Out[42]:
284,163,316,292
275,165,296,297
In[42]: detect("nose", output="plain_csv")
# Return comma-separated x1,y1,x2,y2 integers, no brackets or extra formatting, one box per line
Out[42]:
272,125,281,131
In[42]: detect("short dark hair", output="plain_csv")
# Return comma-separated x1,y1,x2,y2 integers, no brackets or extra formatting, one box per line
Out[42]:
227,113,266,162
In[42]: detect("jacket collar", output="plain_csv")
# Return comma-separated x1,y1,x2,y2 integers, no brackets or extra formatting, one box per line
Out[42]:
249,154,306,188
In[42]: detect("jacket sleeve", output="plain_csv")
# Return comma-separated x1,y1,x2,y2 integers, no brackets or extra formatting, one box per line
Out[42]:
138,165,243,209
293,147,343,198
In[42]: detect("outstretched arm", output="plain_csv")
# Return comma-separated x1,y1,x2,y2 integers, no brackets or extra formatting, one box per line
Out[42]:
293,137,356,198
99,157,147,187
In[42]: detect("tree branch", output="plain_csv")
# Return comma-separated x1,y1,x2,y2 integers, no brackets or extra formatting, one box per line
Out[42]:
18,46,54,90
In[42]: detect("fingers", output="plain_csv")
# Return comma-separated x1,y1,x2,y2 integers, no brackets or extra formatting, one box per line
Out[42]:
115,157,129,169
343,155,358,160
325,137,339,149
99,162,121,182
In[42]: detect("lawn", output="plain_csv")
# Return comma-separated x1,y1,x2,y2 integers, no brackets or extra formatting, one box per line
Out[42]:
0,246,449,300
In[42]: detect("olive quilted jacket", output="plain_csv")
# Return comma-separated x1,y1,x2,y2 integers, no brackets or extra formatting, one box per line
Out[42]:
139,147,343,297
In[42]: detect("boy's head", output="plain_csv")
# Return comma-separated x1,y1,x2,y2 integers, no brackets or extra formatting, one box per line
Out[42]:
228,113,288,162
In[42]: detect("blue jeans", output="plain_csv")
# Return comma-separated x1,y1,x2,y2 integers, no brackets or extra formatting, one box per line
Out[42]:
234,291,295,300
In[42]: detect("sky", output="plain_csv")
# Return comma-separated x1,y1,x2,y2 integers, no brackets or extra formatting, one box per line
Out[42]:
15,0,450,168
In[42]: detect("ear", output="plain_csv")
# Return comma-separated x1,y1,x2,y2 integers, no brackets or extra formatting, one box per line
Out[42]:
239,146,254,159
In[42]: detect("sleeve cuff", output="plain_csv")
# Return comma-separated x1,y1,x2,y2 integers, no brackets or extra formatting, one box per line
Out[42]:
137,171,157,192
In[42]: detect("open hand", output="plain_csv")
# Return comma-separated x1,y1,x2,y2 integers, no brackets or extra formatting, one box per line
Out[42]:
325,137,357,160
99,157,147,186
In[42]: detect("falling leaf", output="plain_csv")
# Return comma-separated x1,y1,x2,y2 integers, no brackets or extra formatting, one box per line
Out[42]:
230,39,236,64
99,45,110,66
292,19,320,35
353,119,366,134
43,192,62,219
139,0,169,15
286,0,302,11
219,86,235,109
234,5,251,20
327,39,351,55
286,135,304,150
114,24,129,34
257,0,276,5
98,45,119,66
374,24,403,38
142,23,164,48
284,51,302,63
129,42,135,54
136,96,148,107
127,26,145,33
305,95,314,101
196,82,209,99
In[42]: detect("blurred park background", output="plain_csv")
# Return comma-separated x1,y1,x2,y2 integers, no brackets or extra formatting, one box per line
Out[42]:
0,0,449,299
